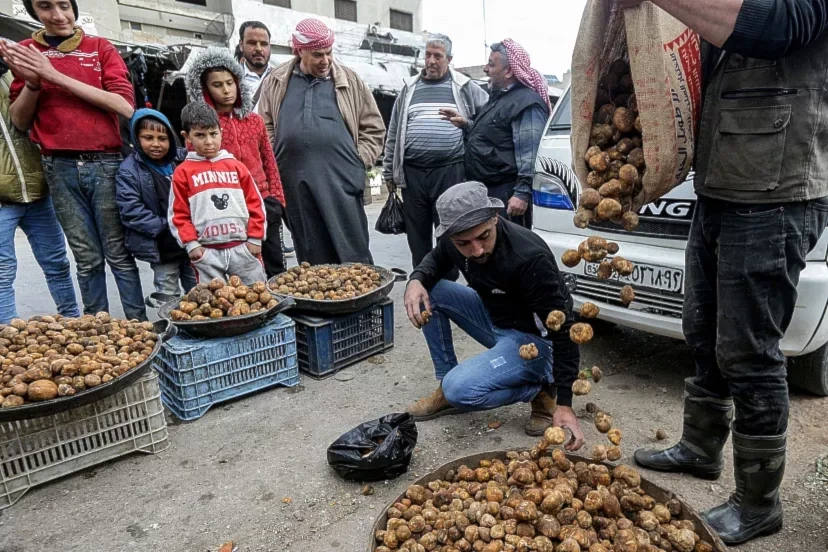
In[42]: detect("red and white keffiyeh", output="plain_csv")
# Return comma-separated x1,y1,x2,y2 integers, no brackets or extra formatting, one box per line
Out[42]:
501,38,551,113
292,18,335,56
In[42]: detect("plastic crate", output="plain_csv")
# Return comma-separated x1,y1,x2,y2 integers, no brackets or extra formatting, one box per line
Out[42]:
0,371,168,510
291,299,394,379
152,314,298,421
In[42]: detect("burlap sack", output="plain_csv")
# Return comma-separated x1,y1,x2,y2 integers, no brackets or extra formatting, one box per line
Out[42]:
571,1,701,209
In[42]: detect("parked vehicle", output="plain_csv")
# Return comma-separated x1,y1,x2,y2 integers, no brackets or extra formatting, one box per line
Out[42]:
532,86,828,395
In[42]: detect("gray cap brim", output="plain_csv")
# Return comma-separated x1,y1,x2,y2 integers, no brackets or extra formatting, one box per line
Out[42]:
435,201,504,238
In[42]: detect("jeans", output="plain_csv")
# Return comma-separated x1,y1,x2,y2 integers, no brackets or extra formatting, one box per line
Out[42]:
422,280,553,410
402,161,465,272
150,259,197,297
487,182,533,229
43,154,147,321
683,196,828,437
0,197,80,323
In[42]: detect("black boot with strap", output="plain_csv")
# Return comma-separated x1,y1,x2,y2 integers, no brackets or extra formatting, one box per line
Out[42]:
634,378,733,480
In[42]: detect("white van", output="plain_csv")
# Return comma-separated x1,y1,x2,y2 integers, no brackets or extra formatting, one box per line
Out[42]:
532,86,828,395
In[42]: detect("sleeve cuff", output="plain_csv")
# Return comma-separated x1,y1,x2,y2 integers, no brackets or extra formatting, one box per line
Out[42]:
556,385,573,407
184,241,201,253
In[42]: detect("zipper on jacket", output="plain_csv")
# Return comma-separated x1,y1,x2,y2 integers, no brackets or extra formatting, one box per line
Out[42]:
721,87,798,99
0,115,28,202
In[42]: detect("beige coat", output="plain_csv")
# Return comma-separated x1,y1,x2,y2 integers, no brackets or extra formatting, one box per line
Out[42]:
257,57,385,169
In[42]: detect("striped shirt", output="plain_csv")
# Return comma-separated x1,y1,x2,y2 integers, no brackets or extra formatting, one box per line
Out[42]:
404,73,464,166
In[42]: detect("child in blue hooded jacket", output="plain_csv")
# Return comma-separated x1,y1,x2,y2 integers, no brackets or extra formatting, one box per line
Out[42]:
116,109,197,307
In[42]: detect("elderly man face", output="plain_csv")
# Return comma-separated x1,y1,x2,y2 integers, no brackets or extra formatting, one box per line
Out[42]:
424,44,451,80
299,47,334,78
485,50,515,91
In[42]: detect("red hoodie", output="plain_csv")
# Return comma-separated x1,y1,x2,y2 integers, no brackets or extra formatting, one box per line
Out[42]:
200,84,285,206
9,32,134,154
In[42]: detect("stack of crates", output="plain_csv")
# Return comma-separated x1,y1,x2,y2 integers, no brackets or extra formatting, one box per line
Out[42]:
152,314,298,420
0,371,168,509
290,298,394,379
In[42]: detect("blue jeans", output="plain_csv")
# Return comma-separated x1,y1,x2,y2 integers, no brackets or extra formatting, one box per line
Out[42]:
422,280,554,410
0,197,80,323
43,154,147,321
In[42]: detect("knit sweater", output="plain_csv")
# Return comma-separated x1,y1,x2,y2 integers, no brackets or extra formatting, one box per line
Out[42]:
169,150,266,253
9,29,134,154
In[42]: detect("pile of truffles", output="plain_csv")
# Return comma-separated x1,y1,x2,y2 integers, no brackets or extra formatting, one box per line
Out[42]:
576,59,643,232
170,276,276,321
269,262,382,301
374,448,711,552
561,237,636,308
0,313,157,408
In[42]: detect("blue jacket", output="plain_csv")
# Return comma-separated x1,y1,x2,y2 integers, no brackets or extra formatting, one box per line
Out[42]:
115,109,187,264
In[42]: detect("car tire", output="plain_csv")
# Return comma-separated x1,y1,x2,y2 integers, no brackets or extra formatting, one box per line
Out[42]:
787,342,828,396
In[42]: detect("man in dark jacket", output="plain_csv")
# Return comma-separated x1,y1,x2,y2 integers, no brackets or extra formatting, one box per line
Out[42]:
442,40,550,229
115,109,196,306
403,181,584,446
624,0,828,545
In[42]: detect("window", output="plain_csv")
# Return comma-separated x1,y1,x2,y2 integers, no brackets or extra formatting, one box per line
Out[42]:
194,32,204,39
129,21,142,31
264,0,291,6
389,9,413,32
335,0,357,22
176,0,207,6
546,89,571,134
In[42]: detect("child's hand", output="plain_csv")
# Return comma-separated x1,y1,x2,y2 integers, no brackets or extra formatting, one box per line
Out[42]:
246,242,262,256
189,247,205,261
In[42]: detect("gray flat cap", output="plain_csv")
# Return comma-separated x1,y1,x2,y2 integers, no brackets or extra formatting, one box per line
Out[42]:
435,181,504,238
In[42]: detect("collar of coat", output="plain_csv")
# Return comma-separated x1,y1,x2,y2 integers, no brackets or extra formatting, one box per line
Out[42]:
31,27,84,52
272,57,350,89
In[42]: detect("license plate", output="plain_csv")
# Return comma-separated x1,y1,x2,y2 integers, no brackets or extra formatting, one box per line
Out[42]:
584,259,684,293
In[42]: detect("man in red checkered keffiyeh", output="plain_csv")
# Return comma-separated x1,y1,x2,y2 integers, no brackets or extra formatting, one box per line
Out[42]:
291,18,335,56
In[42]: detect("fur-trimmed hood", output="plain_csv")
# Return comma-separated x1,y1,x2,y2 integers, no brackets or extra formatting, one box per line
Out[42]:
185,47,253,118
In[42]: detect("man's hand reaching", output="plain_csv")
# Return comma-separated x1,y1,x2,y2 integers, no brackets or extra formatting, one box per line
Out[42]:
553,406,586,451
404,280,431,329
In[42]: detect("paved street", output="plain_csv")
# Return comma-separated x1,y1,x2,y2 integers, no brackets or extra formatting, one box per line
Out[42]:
1,200,826,552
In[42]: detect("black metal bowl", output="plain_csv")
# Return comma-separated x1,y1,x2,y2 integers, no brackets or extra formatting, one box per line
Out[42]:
0,320,177,423
267,264,396,316
158,296,296,339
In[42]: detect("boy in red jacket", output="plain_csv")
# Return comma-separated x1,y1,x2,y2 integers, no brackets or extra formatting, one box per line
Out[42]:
170,102,267,285
185,47,286,278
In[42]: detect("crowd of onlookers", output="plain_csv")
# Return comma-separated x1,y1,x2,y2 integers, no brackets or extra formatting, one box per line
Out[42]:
0,0,551,324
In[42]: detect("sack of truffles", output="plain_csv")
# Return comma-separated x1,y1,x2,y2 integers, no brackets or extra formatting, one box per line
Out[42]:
570,1,701,229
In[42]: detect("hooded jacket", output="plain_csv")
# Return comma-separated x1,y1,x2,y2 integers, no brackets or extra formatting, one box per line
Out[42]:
0,71,46,204
115,109,187,264
185,47,285,206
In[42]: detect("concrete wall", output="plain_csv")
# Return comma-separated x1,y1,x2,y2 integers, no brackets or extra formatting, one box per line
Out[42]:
117,0,231,45
285,0,421,32
9,0,122,39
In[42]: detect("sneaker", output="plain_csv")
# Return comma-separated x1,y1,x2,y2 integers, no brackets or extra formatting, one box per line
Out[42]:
145,292,179,309
285,245,295,258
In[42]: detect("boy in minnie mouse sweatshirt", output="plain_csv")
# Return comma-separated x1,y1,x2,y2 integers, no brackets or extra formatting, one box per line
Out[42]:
169,102,267,284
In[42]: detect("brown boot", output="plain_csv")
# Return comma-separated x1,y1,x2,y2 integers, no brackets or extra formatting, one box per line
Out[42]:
525,390,557,436
406,385,460,422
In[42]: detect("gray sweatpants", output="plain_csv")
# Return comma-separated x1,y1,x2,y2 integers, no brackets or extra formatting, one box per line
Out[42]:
192,244,266,285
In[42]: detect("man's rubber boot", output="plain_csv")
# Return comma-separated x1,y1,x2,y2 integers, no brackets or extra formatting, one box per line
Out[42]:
405,385,459,422
525,389,557,436
634,378,732,480
702,432,785,545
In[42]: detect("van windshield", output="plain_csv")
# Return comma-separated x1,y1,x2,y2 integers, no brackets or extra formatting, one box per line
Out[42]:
546,90,572,134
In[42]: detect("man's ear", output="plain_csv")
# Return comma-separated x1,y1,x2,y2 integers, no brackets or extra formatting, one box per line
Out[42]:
180,130,188,141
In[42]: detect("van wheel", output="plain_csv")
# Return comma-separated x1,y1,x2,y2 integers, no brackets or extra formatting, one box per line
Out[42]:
787,342,828,396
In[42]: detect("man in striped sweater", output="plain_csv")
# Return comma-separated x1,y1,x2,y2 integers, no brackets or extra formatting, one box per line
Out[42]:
383,34,488,272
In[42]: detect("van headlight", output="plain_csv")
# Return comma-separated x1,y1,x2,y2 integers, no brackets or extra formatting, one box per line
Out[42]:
533,173,575,210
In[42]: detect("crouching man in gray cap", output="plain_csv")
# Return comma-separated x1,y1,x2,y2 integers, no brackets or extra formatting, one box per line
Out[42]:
403,182,584,445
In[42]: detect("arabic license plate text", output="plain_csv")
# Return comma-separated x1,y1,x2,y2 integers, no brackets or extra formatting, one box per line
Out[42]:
584,260,683,293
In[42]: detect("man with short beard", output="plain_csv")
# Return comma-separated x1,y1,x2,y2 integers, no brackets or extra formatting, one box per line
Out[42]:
257,18,384,265
238,21,271,100
403,181,583,444
383,33,488,273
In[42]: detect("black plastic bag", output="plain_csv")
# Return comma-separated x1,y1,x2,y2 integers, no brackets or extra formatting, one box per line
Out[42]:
327,413,418,481
375,192,406,235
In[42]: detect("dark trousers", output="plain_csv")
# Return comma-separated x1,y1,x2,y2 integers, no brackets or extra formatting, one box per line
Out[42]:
683,196,828,437
487,182,533,229
402,161,465,270
262,197,286,278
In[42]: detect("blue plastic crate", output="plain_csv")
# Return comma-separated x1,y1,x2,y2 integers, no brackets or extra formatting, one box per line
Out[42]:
290,299,394,379
152,314,298,420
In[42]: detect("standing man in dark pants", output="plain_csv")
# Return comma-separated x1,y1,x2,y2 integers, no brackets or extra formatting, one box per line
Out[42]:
442,39,550,229
627,0,828,545
382,34,488,271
